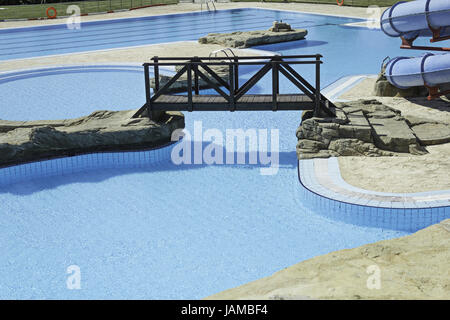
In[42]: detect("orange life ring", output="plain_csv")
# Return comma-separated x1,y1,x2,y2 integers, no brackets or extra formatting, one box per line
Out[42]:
337,0,344,5
46,7,57,19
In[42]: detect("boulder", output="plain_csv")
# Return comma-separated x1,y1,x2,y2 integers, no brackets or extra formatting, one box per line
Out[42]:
0,110,185,167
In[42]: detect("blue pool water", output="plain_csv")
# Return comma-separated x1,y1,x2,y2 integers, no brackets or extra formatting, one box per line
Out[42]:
0,9,420,299
0,9,360,61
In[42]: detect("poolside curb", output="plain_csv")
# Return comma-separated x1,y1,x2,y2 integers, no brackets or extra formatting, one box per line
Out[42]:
297,158,450,232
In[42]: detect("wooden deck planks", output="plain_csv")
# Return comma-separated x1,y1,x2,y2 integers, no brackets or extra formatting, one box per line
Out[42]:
153,93,313,111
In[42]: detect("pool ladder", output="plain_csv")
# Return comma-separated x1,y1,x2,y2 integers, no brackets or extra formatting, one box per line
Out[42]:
201,0,216,12
209,48,236,60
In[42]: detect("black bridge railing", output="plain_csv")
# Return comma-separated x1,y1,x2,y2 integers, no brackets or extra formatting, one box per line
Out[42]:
133,55,336,119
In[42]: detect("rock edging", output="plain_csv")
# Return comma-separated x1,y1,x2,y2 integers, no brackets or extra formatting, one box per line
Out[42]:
296,99,450,159
0,110,184,167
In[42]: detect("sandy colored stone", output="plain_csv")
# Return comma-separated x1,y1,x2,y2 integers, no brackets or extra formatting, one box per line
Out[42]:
338,143,450,193
207,219,450,300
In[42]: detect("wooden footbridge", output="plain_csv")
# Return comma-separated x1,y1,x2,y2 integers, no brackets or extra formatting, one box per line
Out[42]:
133,55,336,119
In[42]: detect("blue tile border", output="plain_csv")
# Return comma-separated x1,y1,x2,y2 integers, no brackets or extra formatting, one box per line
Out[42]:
297,158,450,232
0,64,177,85
0,142,177,188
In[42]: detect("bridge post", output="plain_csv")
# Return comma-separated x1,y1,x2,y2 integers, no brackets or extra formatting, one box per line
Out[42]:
314,54,321,117
144,63,152,119
153,56,160,91
233,56,239,92
193,56,200,95
272,58,279,111
187,62,193,112
229,64,235,111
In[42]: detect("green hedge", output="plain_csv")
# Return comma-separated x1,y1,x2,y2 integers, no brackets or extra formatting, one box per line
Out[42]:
0,0,178,20
231,0,409,7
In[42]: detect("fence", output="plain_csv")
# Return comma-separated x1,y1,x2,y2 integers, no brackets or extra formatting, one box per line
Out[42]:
232,0,411,7
0,0,178,20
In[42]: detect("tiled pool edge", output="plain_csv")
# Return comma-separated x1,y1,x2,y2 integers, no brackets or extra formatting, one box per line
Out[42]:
0,142,177,188
297,158,450,232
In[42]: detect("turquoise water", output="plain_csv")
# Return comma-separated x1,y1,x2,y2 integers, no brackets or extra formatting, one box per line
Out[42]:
0,9,415,299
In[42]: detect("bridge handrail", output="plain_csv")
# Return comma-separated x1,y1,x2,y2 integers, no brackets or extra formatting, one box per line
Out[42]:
149,54,323,60
143,61,323,66
134,54,335,119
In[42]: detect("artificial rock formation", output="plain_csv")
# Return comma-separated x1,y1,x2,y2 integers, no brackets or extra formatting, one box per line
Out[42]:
0,110,184,167
295,99,450,159
268,20,293,32
374,68,428,98
198,23,307,48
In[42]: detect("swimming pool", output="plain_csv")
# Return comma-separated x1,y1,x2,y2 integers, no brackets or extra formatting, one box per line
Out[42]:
0,8,426,299
0,8,361,61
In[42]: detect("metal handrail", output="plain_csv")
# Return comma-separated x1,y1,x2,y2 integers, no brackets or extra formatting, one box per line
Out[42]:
201,0,216,12
209,48,236,60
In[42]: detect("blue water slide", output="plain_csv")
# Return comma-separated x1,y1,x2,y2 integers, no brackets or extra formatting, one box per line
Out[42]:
385,53,450,88
380,0,450,89
381,0,450,40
